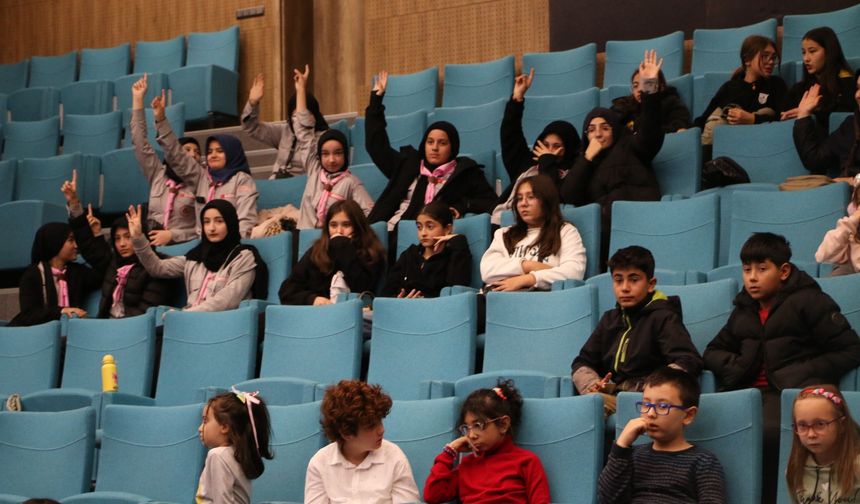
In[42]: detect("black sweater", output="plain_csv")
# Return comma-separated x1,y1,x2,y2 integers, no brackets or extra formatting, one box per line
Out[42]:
784,74,857,128
703,267,860,391
693,74,787,127
793,111,860,177
364,93,498,223
279,236,384,305
612,86,693,133
381,234,471,298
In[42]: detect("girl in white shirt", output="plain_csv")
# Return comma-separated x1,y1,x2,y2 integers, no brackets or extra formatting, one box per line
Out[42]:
481,174,586,291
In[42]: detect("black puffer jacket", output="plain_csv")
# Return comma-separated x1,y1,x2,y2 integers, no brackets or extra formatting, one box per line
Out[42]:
571,291,703,390
612,86,692,133
382,234,471,298
703,267,860,391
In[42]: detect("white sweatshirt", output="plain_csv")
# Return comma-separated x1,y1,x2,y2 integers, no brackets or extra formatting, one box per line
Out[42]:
480,222,586,289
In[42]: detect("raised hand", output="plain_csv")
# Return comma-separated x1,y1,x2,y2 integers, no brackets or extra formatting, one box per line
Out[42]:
132,73,148,109
249,73,265,106
126,204,144,239
586,372,613,394
313,296,332,306
531,139,562,160
61,307,88,318
638,49,663,82
512,68,535,102
293,64,310,91
150,89,167,121
60,169,79,205
432,233,458,253
397,288,424,299
86,204,101,236
148,229,173,247
797,84,822,119
373,70,389,96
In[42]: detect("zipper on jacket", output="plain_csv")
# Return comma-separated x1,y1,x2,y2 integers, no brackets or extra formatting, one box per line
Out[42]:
614,313,633,371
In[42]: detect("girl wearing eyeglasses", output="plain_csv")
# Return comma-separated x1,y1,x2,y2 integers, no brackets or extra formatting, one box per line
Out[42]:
423,379,550,504
786,385,860,503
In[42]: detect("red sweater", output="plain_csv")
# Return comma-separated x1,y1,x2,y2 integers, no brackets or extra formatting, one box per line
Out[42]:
423,436,551,504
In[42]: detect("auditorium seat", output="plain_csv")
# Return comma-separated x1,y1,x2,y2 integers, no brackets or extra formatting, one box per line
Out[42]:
381,66,439,116
603,31,684,86
7,87,60,121
16,153,100,208
0,200,67,271
660,279,737,353
60,80,115,116
443,55,515,107
691,18,778,76
62,111,123,155
522,43,597,97
0,321,61,398
28,51,77,88
428,97,507,154
99,147,151,214
350,109,426,165
0,60,29,95
350,162,389,200
652,127,702,197
521,87,598,146
712,119,807,184
79,43,131,81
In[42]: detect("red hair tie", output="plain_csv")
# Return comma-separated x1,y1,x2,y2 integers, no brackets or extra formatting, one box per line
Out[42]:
493,387,507,400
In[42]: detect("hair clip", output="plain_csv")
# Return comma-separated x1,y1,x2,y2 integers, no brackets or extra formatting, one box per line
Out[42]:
231,386,261,452
492,387,508,400
802,387,843,406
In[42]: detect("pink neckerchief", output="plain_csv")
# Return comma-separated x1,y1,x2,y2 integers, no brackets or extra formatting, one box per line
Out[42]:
193,271,217,306
419,159,457,204
51,267,69,307
163,179,184,228
111,264,135,308
205,172,222,203
315,169,350,225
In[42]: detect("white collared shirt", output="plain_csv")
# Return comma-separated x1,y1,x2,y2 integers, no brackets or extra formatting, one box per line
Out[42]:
304,439,420,504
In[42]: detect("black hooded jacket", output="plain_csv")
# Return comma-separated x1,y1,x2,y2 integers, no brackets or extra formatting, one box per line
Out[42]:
692,74,787,127
498,97,580,202
382,234,472,298
612,86,693,133
703,267,860,391
794,111,860,177
364,93,498,223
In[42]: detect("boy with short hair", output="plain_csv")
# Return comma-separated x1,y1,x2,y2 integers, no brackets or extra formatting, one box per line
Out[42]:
571,246,703,414
597,367,727,503
703,232,860,503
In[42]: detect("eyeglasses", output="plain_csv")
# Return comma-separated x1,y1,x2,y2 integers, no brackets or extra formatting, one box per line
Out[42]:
793,417,844,434
635,401,688,416
458,416,504,436
760,52,780,64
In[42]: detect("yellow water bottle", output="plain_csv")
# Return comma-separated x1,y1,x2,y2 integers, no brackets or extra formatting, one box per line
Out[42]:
101,354,118,392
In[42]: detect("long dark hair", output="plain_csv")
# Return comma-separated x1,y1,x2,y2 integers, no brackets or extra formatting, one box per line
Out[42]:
206,392,273,480
732,35,778,80
310,200,385,274
503,175,565,259
801,27,852,101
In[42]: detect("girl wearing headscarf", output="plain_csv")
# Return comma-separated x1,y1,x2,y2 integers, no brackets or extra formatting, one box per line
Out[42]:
365,71,498,231
560,50,665,267
61,169,172,318
242,65,329,179
151,92,258,238
9,221,102,327
130,73,199,245
129,200,268,312
493,68,581,225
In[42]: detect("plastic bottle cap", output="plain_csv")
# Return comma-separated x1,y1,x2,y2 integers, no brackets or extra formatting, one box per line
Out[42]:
102,354,115,364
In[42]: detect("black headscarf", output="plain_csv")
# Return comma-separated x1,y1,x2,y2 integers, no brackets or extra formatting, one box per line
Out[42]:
31,222,71,264
420,121,460,167
185,200,243,272
581,108,624,152
206,134,251,184
110,216,139,267
316,129,349,173
535,120,581,167
287,92,329,132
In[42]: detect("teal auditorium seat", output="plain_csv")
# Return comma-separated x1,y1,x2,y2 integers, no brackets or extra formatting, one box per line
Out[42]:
243,232,292,304
521,87,598,147
168,26,240,121
603,31,684,86
816,274,860,331
16,153,100,208
691,18,778,76
692,71,732,121
121,102,185,148
442,55,514,107
62,111,123,156
350,109,426,165
462,149,497,188
381,66,438,116
0,200,67,270
600,73,691,111
428,97,507,154
29,51,78,88
0,158,14,204
79,43,131,81
368,293,476,400
522,43,597,97
99,147,151,213
782,4,860,65
0,407,96,500
585,268,700,320
0,60,29,94
652,127,702,197
2,115,60,159
132,35,185,74
0,321,61,397
350,163,389,200
7,87,60,121
712,120,807,184
60,80,115,116
617,389,763,504
256,175,307,210
660,279,737,354
113,72,168,114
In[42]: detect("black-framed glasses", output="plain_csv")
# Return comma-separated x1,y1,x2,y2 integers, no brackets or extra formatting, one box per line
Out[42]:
793,417,844,434
458,416,504,436
636,401,687,416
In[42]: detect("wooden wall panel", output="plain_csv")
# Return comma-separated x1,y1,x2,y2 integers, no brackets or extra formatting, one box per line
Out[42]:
0,0,287,121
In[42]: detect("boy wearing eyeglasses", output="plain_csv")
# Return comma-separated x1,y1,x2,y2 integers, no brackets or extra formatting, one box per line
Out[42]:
598,367,726,503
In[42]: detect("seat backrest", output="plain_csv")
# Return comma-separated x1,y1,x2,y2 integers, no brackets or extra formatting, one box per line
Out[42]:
816,274,860,331
518,395,603,503
652,127,702,197
617,389,763,504
712,120,807,184
610,193,719,272
29,51,78,88
17,153,100,208
586,268,694,317
63,313,156,396
79,43,131,81
122,103,185,147
728,183,849,264
62,111,123,156
0,321,61,395
350,109,426,165
368,294,476,399
7,87,60,121
97,404,205,501
604,31,684,86
0,60,29,94
262,301,363,383
2,114,60,160
428,97,507,155
157,307,258,405
782,4,860,61
256,175,308,210
693,71,733,118
0,200,67,270
186,26,240,72
255,402,325,504
100,147,151,213
461,150,496,188
484,286,597,375
0,406,96,499
350,163,388,200
133,35,185,74
521,87,598,147
692,18,778,75
242,233,292,303
0,158,16,205
382,66,438,116
442,55,514,107
454,213,491,288
385,397,460,495
60,80,116,116
114,72,168,113
830,111,853,135
523,43,597,97
660,279,737,354
453,371,560,399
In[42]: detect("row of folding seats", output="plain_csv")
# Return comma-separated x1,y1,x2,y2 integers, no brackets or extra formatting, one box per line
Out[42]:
0,26,239,123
